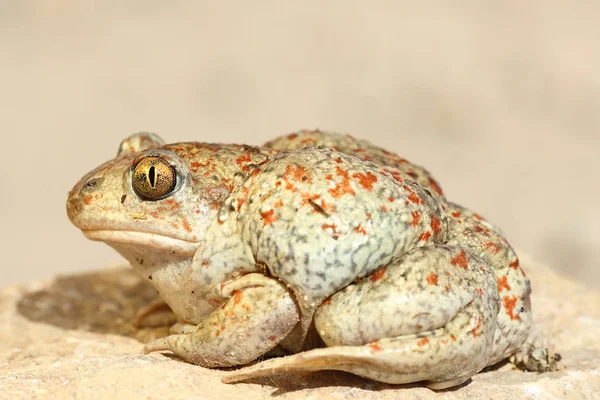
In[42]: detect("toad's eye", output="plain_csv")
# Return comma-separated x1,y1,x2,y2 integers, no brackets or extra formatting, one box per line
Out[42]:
132,157,176,200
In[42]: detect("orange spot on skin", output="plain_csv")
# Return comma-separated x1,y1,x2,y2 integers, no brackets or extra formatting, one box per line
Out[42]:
318,199,336,214
291,165,310,182
329,166,356,198
322,223,341,239
283,164,310,192
215,326,226,337
383,168,404,183
256,158,270,167
503,295,521,320
474,225,490,234
417,338,429,347
233,291,243,305
150,211,160,219
451,334,457,341
354,226,367,235
221,178,235,191
366,213,372,219
235,153,252,171
450,250,469,269
83,195,93,205
334,158,343,164
236,187,250,212
325,174,333,180
165,199,180,210
300,192,320,206
419,232,432,242
250,167,262,177
182,219,192,233
473,213,484,221
261,209,278,225
428,178,444,196
369,267,387,282
471,317,482,338
451,211,461,218
483,242,500,255
269,336,277,341
441,339,449,344
444,285,450,292
410,211,422,227
274,199,284,208
231,197,243,213
509,259,520,270
388,197,394,203
380,205,388,213
427,272,438,286
171,223,180,229
430,215,441,235
352,171,378,191
408,192,421,204
369,343,384,354
498,275,511,292
321,297,332,306
476,288,483,295
190,160,213,174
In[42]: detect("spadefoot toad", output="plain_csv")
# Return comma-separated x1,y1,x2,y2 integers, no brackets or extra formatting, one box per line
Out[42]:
66,130,531,389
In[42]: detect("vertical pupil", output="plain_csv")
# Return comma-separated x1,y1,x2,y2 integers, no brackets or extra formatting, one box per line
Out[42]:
149,166,156,187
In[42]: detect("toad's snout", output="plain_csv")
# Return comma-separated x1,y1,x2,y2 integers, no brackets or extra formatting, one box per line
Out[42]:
66,175,107,224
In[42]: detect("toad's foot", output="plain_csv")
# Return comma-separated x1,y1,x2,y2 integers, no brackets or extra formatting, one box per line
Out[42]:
509,335,564,373
223,246,500,389
133,299,176,328
143,273,300,367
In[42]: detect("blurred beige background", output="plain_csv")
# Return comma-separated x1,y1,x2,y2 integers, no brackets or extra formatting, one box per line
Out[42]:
0,1,598,289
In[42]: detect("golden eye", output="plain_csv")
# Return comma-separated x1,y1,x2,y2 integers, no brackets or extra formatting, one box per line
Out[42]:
132,157,176,200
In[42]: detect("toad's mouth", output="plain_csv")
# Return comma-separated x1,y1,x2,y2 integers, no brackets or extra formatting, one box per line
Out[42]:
82,230,199,256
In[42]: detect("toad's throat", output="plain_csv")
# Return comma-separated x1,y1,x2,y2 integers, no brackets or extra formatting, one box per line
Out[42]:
82,229,199,256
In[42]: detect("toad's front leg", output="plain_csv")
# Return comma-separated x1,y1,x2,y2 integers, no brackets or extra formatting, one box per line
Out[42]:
143,273,300,367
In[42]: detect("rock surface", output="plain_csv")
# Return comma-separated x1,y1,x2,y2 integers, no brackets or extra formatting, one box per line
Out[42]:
1,254,599,400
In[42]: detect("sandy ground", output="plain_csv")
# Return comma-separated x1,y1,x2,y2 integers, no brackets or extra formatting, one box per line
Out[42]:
0,1,598,289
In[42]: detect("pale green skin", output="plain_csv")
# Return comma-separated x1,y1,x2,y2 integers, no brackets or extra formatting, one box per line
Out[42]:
67,130,531,389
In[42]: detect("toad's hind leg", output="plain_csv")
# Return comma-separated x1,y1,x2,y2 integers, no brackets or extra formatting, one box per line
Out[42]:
223,246,500,389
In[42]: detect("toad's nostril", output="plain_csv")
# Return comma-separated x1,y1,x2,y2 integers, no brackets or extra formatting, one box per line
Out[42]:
81,177,104,193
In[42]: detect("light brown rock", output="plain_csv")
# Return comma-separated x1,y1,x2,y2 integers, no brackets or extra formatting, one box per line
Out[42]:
1,254,599,400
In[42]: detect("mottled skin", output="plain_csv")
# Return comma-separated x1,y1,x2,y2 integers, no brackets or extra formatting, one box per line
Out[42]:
67,130,531,389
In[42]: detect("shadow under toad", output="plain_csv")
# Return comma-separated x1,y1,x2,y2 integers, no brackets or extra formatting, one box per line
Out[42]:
16,267,492,394
17,267,171,343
